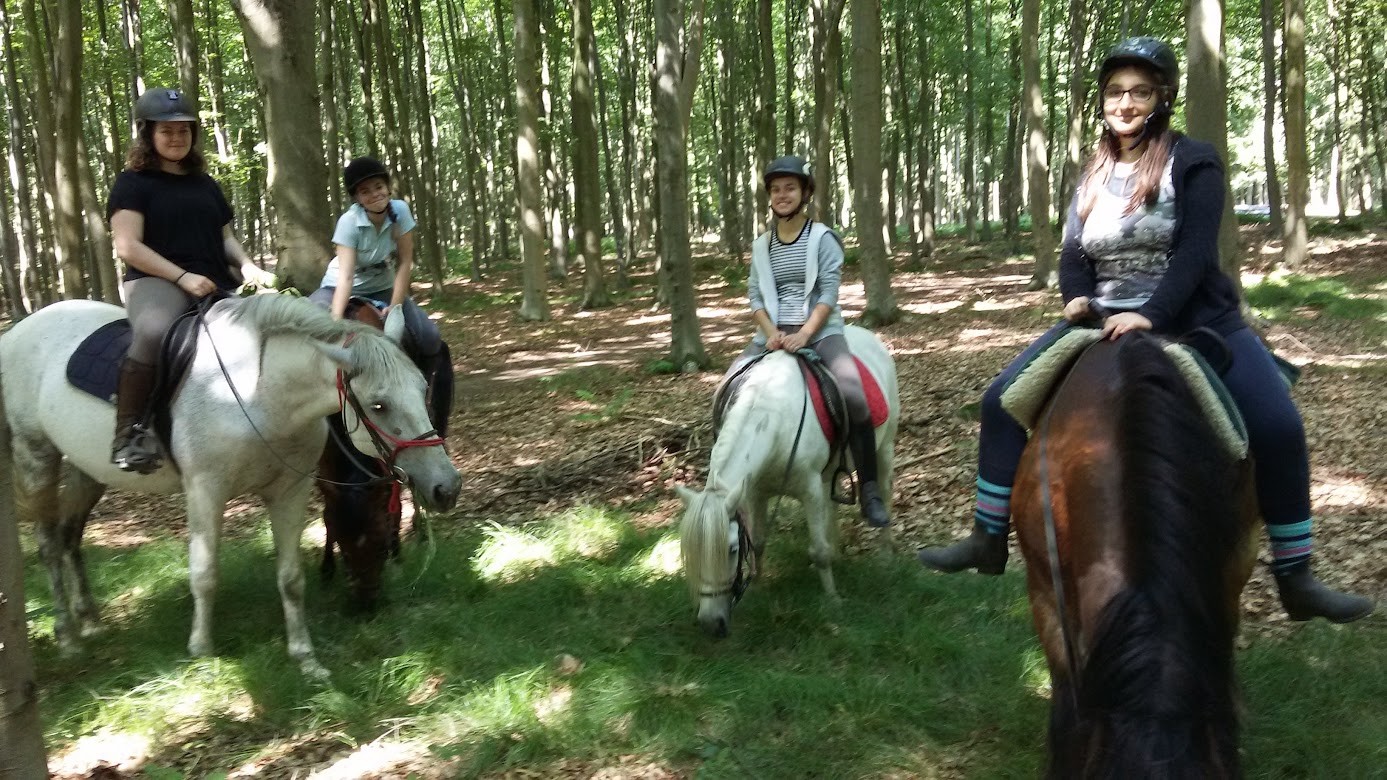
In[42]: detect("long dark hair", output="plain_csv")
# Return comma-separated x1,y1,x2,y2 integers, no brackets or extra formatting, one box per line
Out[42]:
1078,63,1178,222
124,121,207,173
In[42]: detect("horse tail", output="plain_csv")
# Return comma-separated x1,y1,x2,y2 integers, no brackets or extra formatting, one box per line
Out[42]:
1065,333,1245,778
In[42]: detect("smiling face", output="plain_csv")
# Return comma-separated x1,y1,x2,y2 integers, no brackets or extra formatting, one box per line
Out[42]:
768,175,806,219
353,176,392,213
152,121,194,163
1102,65,1161,140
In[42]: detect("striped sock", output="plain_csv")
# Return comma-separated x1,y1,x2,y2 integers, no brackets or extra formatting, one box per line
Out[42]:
1268,518,1313,573
974,477,1012,536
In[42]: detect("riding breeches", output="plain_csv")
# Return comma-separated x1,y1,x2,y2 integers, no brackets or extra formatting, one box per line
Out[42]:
726,331,870,426
309,286,442,358
123,277,197,365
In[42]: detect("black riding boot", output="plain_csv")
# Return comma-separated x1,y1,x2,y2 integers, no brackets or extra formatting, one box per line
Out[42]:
1274,561,1374,624
917,524,1009,575
850,425,890,527
111,357,163,474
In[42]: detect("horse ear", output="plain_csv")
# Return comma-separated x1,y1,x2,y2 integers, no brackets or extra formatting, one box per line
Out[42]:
312,341,357,372
674,484,698,505
383,306,406,345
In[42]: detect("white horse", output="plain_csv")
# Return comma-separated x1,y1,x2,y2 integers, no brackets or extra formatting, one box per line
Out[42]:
0,294,461,677
678,325,899,637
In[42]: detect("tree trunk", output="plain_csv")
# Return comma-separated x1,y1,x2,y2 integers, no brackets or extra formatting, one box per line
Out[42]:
0,351,48,775
1282,0,1308,267
964,0,977,242
320,0,340,204
593,19,628,281
121,0,145,98
0,0,35,314
811,0,844,223
1260,0,1283,234
1021,0,1055,289
1058,0,1087,233
52,0,88,299
572,0,608,307
979,0,994,241
654,0,708,370
230,0,330,289
165,0,200,106
77,137,119,302
755,0,775,232
1185,0,1241,284
849,0,897,326
514,0,549,320
203,0,232,160
1328,0,1345,222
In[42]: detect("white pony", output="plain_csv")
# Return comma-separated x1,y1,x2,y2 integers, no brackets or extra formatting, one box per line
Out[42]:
0,294,460,677
678,325,899,637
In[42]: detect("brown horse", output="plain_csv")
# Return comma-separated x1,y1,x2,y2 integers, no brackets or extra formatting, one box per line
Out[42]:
318,299,453,610
1012,332,1259,778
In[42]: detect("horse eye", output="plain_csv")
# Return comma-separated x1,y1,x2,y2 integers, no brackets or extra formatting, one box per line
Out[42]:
370,402,387,414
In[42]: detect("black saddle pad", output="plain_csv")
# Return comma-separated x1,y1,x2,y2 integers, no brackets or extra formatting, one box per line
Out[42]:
66,308,206,456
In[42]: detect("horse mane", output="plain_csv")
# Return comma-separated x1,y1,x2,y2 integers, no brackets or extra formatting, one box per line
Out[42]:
680,488,734,601
221,294,416,388
1057,333,1244,778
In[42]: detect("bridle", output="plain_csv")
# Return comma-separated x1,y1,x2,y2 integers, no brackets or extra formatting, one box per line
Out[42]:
334,369,446,482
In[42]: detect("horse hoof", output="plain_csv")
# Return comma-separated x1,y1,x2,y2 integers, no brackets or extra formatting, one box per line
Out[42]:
79,621,107,639
300,658,331,681
188,640,214,657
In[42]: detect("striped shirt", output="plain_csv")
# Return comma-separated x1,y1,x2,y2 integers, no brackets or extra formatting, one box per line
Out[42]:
770,220,813,328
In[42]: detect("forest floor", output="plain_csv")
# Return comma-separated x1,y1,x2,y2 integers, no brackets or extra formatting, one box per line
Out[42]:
35,219,1387,778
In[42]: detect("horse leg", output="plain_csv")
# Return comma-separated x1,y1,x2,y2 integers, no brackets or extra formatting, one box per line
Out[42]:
267,478,328,679
16,439,79,652
873,431,897,553
803,481,840,602
57,466,107,637
184,481,229,658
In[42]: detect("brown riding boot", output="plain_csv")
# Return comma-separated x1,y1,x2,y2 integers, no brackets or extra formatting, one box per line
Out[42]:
111,358,163,474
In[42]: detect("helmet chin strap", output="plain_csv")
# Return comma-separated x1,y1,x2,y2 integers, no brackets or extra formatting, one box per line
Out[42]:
1119,101,1170,151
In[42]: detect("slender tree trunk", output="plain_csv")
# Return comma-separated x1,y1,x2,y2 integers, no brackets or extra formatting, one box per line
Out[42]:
980,0,994,241
203,0,231,160
811,0,844,223
96,0,124,175
165,0,200,106
51,0,88,299
121,0,145,99
1260,0,1284,234
1185,0,1241,283
1,0,39,311
230,0,330,289
572,0,608,307
849,0,897,325
654,0,708,369
1058,0,1087,231
964,0,977,242
493,0,518,262
755,0,775,232
77,138,119,302
916,30,936,263
1328,0,1345,221
1282,0,1308,267
593,21,628,281
1022,0,1055,289
320,0,340,204
514,0,549,320
0,393,47,777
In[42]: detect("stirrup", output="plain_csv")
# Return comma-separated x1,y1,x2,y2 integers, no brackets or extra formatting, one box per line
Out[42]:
112,424,163,474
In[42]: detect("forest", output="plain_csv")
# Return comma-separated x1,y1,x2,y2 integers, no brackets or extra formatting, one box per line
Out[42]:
1,0,1385,776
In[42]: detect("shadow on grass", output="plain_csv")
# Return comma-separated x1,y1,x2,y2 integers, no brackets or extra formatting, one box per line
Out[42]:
27,510,1387,778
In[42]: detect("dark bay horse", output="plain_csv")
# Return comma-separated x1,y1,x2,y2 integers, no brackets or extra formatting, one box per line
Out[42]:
1012,332,1259,778
317,299,454,610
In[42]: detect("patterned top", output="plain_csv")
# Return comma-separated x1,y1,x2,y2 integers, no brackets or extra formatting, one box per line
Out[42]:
770,220,813,328
1080,157,1177,311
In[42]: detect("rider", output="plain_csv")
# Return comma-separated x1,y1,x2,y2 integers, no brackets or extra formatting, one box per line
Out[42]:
107,87,274,474
916,37,1373,623
722,155,890,528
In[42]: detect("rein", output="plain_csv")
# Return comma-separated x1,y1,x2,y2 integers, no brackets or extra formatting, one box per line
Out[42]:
1036,337,1095,713
195,302,443,488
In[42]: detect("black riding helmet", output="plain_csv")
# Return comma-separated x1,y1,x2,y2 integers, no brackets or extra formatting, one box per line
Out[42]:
1099,36,1179,102
762,155,815,194
134,88,197,125
343,156,391,196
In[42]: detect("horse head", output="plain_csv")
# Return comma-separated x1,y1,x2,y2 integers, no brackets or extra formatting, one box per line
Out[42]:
315,327,461,512
677,481,747,638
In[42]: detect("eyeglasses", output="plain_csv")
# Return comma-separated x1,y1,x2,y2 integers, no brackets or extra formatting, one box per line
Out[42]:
1103,85,1157,104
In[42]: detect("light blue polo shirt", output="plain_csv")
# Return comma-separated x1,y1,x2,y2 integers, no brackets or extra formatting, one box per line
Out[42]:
320,199,416,293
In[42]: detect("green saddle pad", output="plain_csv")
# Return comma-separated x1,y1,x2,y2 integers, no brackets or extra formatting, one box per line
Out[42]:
999,327,1248,461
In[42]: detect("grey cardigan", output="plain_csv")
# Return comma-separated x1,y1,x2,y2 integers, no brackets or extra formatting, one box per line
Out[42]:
747,221,846,344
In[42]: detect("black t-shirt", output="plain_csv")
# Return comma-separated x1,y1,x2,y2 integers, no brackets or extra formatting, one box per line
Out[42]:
107,169,238,289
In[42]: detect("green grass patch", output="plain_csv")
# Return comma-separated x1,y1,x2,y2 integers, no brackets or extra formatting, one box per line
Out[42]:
26,507,1387,777
1244,273,1387,321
